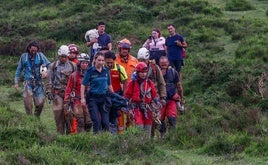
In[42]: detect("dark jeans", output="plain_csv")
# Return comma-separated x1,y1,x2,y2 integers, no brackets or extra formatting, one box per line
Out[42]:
87,97,109,134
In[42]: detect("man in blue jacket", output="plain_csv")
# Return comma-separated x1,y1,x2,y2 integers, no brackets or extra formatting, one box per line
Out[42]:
14,41,50,117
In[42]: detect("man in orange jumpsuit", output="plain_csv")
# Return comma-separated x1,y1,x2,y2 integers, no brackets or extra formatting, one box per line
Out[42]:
115,38,138,128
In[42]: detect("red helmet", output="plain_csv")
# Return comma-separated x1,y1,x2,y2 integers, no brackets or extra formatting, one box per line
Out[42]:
135,62,148,72
68,44,79,54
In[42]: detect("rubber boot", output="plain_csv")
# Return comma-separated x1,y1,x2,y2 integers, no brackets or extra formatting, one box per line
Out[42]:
76,116,85,133
34,104,44,117
159,120,166,138
168,117,177,127
53,110,65,134
24,96,33,115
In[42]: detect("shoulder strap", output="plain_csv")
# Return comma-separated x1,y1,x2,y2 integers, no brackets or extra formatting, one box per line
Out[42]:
70,61,76,72
37,53,44,65
170,67,177,82
150,62,157,79
52,61,57,71
73,71,77,91
69,71,77,95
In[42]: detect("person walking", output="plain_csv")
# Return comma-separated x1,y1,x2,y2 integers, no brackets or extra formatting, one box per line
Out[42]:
143,28,166,65
81,52,114,134
124,62,161,136
104,50,128,134
14,41,50,117
46,45,77,134
64,53,92,133
85,22,112,66
165,24,187,106
158,56,181,137
115,38,138,128
136,47,167,138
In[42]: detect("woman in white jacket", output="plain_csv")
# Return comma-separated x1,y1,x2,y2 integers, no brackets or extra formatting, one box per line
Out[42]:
143,28,166,65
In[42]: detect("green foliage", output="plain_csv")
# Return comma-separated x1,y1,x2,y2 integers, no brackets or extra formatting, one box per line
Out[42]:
258,99,268,112
245,138,268,157
192,59,234,88
0,0,268,163
225,0,255,11
235,34,268,62
202,133,251,155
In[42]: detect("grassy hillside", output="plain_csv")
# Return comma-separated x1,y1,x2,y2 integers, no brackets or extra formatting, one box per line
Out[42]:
0,0,268,164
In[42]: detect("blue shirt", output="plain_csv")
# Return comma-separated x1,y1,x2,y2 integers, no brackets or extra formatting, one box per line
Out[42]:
15,52,50,84
165,34,185,60
90,33,112,61
82,66,111,95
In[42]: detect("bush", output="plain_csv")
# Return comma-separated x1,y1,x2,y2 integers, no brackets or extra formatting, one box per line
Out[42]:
235,35,268,62
245,138,268,157
202,133,251,155
225,0,255,11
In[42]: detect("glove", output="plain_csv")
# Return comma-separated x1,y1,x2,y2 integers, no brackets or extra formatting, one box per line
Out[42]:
46,92,54,101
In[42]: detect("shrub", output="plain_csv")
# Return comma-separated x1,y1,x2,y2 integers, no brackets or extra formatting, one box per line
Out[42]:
225,0,255,11
193,59,234,88
202,133,251,155
258,99,268,112
245,138,268,157
235,35,268,62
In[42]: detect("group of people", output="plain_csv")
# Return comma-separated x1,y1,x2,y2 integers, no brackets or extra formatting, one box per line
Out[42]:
14,22,188,137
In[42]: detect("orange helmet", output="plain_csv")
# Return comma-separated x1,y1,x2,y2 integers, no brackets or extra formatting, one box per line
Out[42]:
118,38,131,49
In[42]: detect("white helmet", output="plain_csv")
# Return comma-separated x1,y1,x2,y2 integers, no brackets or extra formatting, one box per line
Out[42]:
137,47,150,60
78,53,90,63
58,45,70,56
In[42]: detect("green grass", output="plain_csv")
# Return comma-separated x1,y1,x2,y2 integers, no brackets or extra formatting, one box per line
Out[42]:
0,0,268,164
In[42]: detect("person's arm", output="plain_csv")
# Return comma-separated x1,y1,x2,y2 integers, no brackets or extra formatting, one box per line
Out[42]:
106,69,113,92
107,43,112,50
14,55,24,91
122,80,127,93
142,39,151,49
165,45,168,56
177,35,187,48
64,74,74,102
86,38,98,47
81,84,87,106
181,40,187,48
156,65,167,106
108,84,114,93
